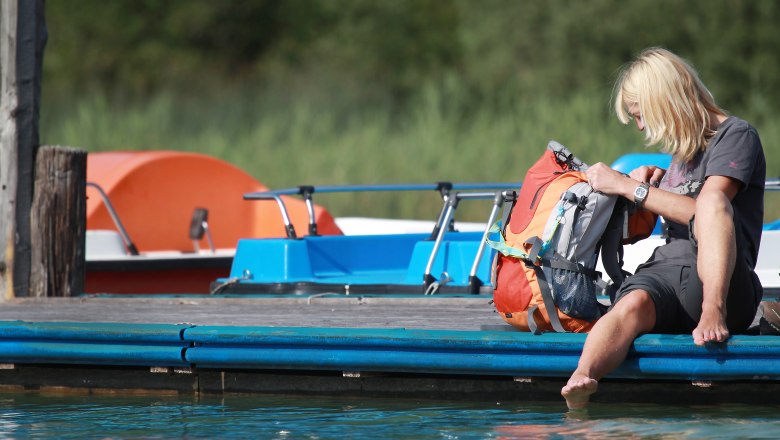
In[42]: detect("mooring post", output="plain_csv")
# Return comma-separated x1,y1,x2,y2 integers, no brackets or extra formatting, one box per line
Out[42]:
29,146,87,297
0,0,20,300
0,0,48,300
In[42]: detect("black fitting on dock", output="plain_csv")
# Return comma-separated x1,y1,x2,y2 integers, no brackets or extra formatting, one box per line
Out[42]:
467,276,483,294
423,273,437,292
298,185,316,196
435,181,453,198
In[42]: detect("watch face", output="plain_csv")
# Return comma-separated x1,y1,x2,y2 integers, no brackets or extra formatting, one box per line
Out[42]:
635,186,648,198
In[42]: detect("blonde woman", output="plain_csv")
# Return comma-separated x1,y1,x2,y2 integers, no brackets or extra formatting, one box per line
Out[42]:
562,47,766,409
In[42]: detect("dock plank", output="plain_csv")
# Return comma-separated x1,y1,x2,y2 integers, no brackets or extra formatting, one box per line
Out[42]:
0,296,501,330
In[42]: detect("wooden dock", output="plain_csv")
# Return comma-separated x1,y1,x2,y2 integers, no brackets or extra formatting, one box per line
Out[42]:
3,295,780,406
0,296,499,329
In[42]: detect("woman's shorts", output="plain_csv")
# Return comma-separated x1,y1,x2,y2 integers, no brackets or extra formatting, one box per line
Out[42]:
613,215,761,334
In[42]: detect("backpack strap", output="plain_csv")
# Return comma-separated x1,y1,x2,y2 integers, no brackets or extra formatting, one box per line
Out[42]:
600,199,630,303
527,264,567,333
524,236,545,264
500,192,516,234
542,257,601,278
527,305,540,334
485,221,530,259
528,202,566,263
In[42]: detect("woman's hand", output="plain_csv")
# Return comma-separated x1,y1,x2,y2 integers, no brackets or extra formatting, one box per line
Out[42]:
585,162,635,196
629,166,666,187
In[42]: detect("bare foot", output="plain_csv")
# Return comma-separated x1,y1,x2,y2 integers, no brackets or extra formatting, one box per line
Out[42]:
561,374,598,410
692,309,729,346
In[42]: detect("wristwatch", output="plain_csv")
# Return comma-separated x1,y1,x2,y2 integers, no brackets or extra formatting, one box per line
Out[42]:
633,182,651,208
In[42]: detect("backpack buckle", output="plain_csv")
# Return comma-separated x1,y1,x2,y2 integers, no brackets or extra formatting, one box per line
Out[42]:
578,195,588,211
554,149,574,167
523,236,545,266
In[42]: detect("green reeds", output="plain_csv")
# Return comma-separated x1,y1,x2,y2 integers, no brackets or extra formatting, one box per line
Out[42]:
41,83,780,222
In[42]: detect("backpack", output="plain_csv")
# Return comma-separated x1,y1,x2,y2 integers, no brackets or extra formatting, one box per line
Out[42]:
488,141,656,333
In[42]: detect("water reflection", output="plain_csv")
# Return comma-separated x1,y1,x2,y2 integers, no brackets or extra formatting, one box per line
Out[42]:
0,391,778,439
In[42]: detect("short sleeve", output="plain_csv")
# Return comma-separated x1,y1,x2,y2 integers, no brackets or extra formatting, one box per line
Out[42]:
705,122,762,190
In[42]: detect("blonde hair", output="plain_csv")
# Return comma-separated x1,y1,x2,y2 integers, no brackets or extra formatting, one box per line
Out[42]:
614,47,726,163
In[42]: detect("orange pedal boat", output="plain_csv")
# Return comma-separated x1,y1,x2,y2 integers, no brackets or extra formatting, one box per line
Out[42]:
85,151,341,294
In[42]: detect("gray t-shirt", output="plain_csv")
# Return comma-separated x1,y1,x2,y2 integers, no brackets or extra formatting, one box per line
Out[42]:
652,116,766,268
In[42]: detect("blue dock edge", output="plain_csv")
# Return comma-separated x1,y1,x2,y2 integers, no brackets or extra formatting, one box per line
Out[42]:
1,321,780,382
0,321,191,367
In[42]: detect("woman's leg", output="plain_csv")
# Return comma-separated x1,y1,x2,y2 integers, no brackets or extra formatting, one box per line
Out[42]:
561,289,656,409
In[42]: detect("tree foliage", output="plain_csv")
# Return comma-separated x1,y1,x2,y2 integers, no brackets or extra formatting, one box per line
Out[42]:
40,0,780,219
43,0,780,115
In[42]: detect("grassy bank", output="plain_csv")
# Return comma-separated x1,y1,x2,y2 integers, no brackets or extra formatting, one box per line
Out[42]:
41,85,780,222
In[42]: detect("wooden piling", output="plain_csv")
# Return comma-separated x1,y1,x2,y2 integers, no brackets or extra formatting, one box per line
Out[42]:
1,0,49,299
0,0,19,300
29,146,87,297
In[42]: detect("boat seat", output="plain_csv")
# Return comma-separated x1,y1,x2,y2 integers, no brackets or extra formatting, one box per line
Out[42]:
226,231,493,290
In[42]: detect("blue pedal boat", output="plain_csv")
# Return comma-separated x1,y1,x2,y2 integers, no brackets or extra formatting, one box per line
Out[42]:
213,181,517,295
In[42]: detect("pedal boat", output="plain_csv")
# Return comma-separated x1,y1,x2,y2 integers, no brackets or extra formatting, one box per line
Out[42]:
85,151,341,294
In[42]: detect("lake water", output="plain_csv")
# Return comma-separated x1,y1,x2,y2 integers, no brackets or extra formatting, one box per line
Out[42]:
1,391,779,439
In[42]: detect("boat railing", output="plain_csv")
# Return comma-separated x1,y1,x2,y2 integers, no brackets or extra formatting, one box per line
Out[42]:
243,182,521,239
423,190,518,294
86,182,140,256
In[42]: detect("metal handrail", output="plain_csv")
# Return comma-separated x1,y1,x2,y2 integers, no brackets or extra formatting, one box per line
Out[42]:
240,193,298,239
422,190,517,294
468,191,517,288
244,182,521,239
244,182,522,197
86,182,139,255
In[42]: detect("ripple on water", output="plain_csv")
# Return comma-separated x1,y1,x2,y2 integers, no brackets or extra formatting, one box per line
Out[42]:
0,393,778,439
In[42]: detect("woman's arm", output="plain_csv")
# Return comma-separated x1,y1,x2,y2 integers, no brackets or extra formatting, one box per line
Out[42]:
585,163,741,223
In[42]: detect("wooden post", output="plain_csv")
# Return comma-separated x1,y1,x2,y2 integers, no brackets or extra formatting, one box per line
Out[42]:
0,0,19,300
29,146,87,297
0,0,47,299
